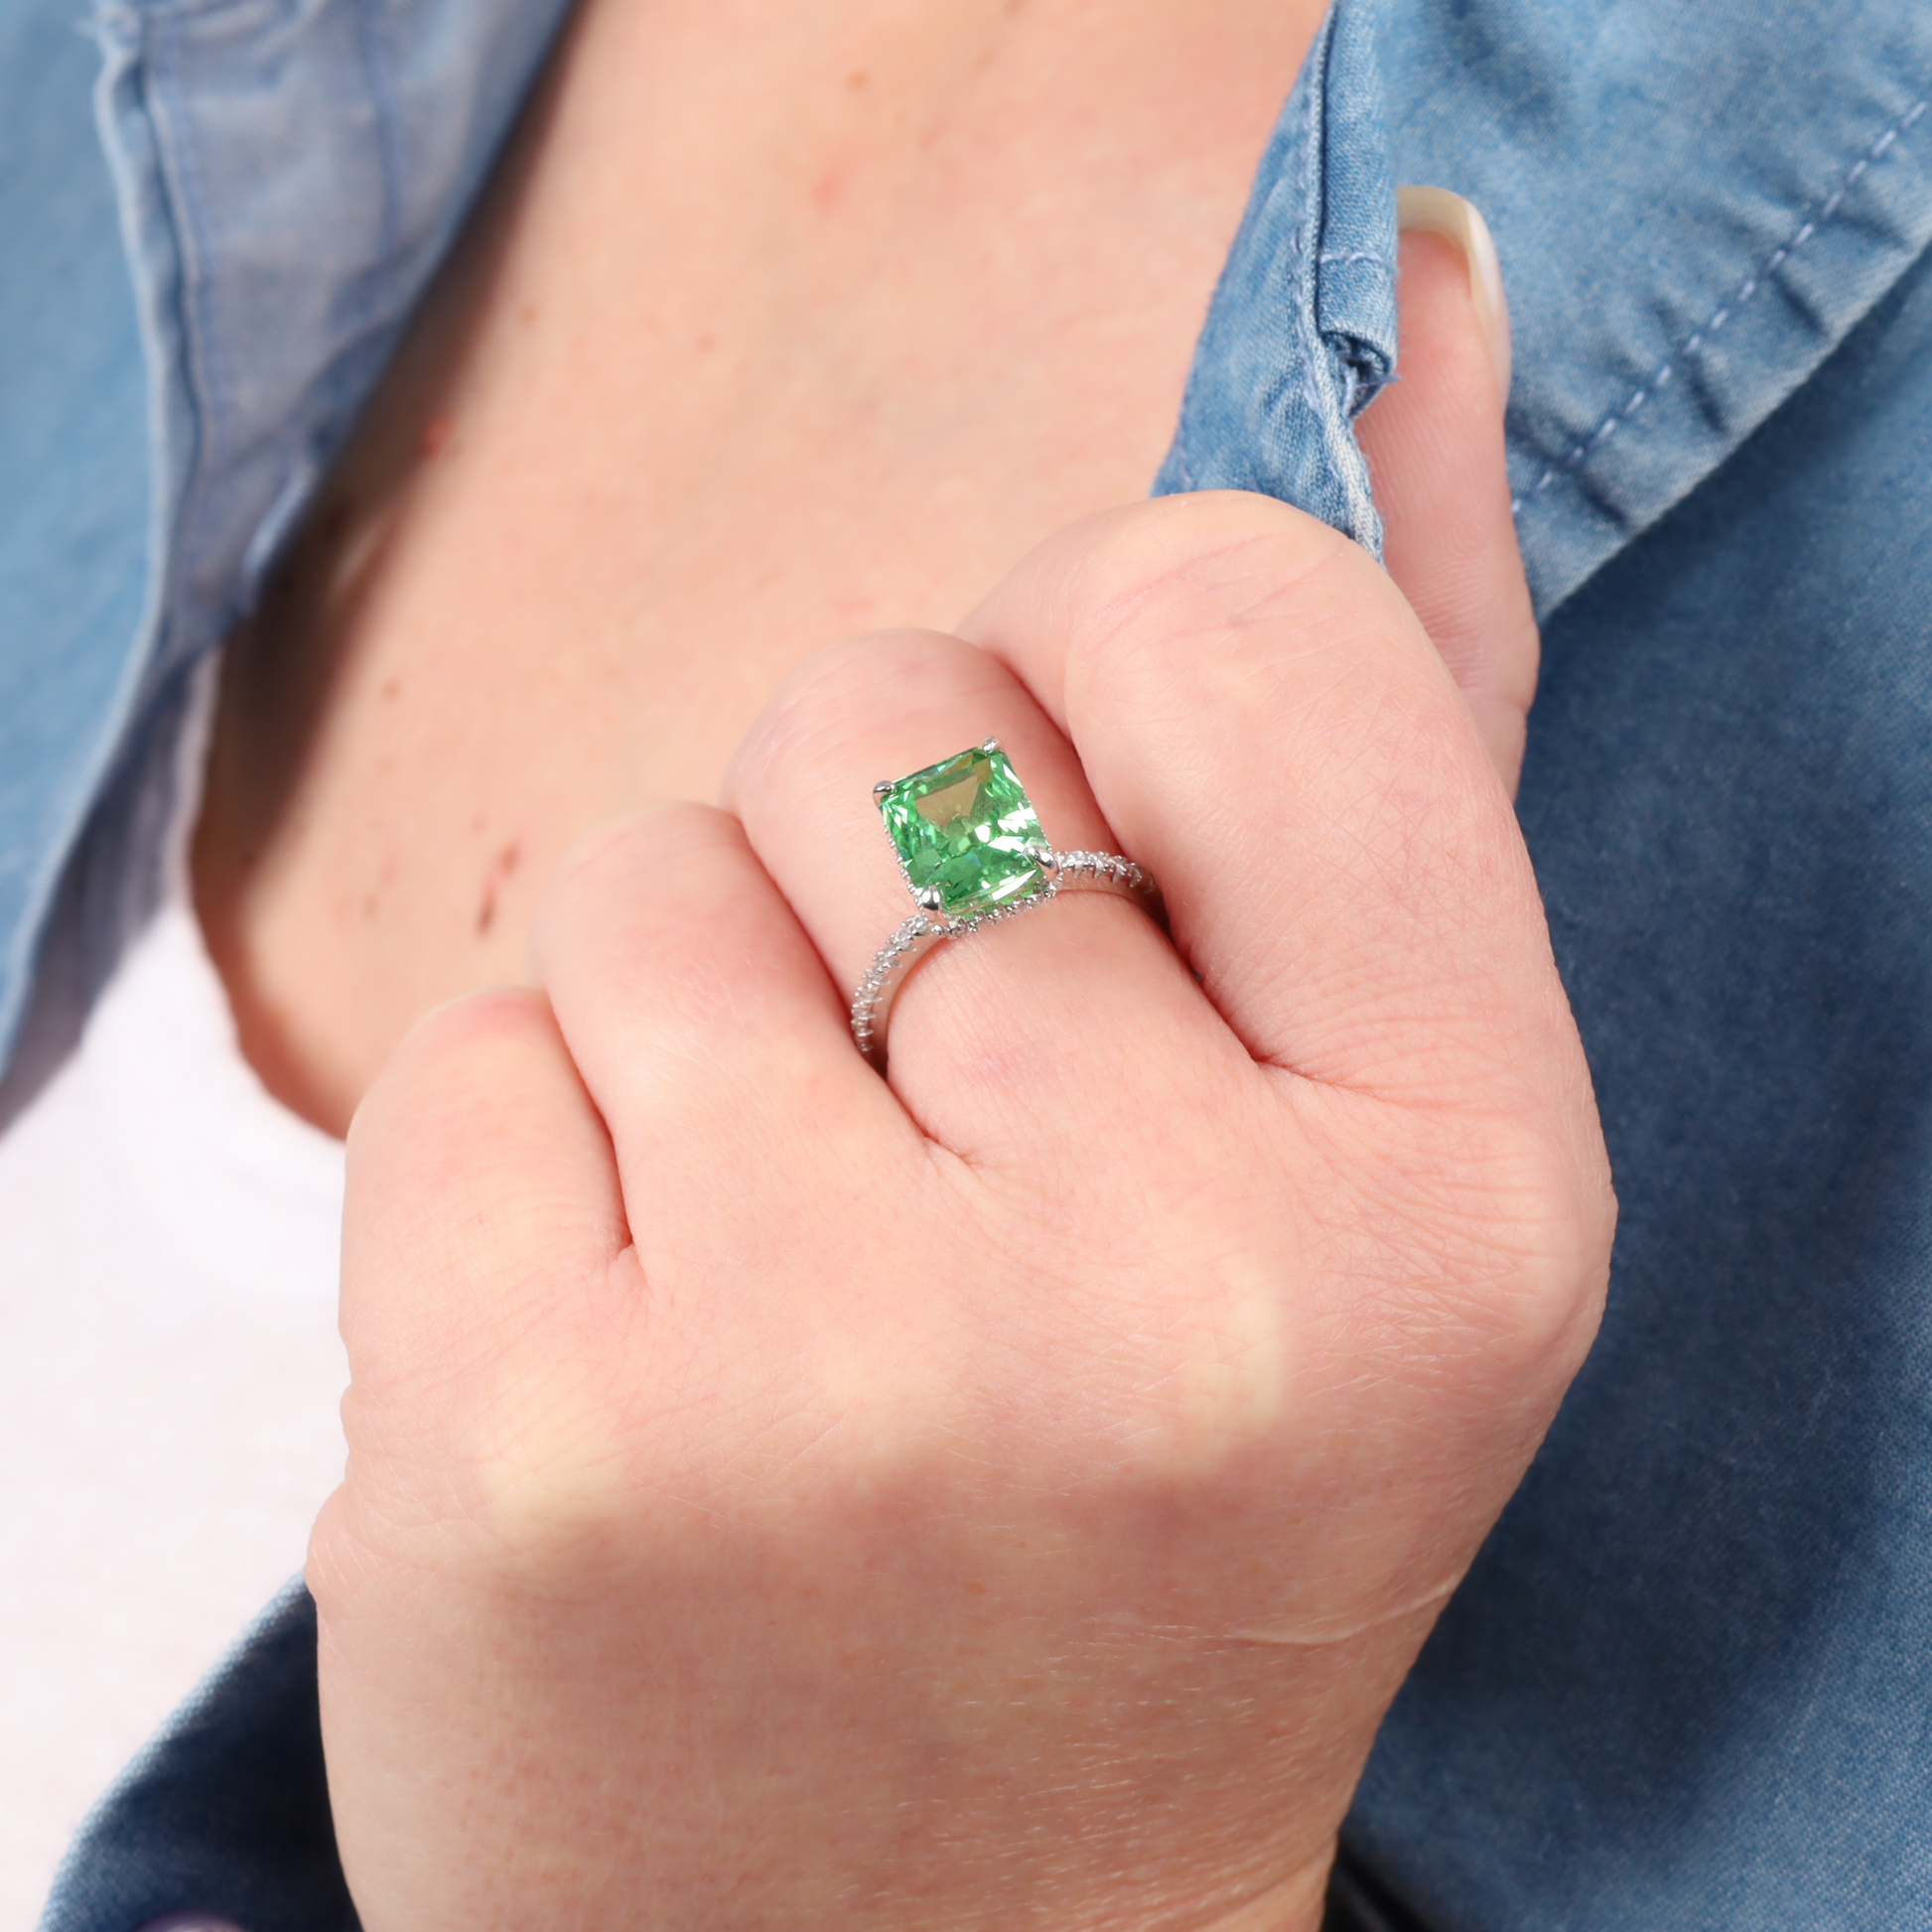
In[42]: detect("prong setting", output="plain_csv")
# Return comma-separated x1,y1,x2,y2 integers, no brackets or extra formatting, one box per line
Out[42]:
857,749,1154,1066
854,750,1151,1066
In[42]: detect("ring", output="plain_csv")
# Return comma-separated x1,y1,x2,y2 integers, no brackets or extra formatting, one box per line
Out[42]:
851,738,1159,1067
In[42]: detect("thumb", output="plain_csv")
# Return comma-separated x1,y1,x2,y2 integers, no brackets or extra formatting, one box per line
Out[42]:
1356,187,1539,797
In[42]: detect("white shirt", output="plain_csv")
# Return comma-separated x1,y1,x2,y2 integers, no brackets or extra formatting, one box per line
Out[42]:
0,890,346,1928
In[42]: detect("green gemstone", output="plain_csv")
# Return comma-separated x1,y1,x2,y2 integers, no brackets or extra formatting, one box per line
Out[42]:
878,745,1048,918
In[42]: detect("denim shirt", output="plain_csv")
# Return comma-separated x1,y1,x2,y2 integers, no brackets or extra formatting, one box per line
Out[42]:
12,0,1932,1926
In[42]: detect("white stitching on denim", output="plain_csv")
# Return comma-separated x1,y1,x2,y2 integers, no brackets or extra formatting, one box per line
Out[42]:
1292,21,1332,447
1511,94,1928,513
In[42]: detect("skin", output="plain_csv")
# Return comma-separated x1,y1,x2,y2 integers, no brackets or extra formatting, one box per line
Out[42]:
192,0,1334,1136
314,478,1610,1930
189,0,1609,1920
308,255,1604,1932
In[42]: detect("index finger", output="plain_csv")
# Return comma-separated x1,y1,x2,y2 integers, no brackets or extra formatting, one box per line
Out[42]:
958,491,1577,1111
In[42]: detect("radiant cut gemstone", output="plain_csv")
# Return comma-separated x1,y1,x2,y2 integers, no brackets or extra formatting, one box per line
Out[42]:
878,745,1047,918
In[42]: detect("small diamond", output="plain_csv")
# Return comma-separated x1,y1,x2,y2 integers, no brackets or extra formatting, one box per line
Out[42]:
876,746,1048,919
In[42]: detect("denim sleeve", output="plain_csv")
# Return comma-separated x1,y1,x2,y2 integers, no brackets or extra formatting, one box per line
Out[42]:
39,1584,354,1932
1341,217,1932,1932
0,0,577,1086
33,0,1932,1924
1152,0,1396,559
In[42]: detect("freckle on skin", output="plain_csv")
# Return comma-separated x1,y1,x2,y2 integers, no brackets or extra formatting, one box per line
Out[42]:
379,675,400,702
420,413,455,459
846,69,868,89
475,840,520,937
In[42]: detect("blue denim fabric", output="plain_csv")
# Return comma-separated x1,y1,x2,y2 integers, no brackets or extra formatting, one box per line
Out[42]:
0,0,575,1085
1155,0,1397,556
0,0,150,1094
40,1584,353,1932
1348,226,1932,1932
1376,0,1932,613
12,0,1932,1923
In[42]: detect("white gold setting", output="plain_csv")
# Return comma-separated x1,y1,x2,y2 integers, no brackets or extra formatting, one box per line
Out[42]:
850,844,1157,1067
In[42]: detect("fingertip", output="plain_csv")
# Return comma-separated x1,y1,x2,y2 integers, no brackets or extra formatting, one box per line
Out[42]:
1394,186,1511,405
531,800,743,987
347,981,559,1166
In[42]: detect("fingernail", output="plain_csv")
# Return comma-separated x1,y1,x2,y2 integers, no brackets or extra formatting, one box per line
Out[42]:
1395,185,1512,404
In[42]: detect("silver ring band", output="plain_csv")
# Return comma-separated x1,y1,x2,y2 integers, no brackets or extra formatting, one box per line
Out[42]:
851,846,1157,1066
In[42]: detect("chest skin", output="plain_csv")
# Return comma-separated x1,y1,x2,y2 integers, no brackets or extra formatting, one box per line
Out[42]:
189,0,1323,1136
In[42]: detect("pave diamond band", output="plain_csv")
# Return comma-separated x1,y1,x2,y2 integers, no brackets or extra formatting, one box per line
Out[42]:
852,739,1158,1067
850,847,1157,1065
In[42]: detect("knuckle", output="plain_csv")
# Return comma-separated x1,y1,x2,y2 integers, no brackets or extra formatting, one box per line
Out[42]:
746,628,970,762
354,985,551,1140
1060,491,1374,668
1056,500,1442,761
535,801,742,962
547,800,731,905
452,1351,651,1581
1320,1089,1613,1391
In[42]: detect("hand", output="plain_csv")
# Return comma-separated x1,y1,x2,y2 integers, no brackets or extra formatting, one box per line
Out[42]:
310,219,1611,1931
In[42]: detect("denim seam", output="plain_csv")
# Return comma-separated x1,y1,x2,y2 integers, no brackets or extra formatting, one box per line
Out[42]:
142,2,408,644
1510,91,1930,515
140,11,222,647
1292,22,1328,451
354,0,404,263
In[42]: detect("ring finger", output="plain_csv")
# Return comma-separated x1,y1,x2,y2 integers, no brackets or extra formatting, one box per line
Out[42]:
722,626,1236,1162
